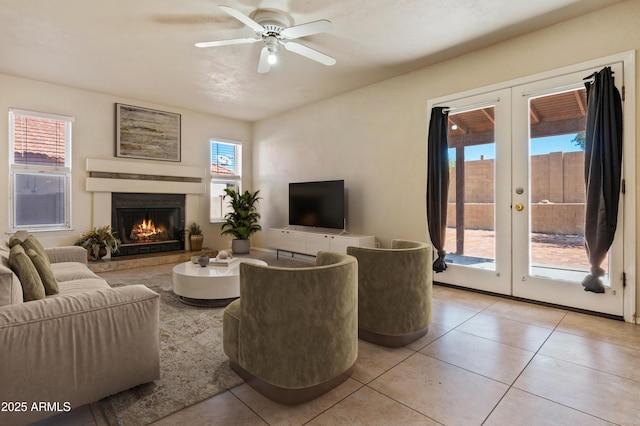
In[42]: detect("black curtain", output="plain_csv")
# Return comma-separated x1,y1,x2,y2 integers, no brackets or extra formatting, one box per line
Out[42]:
427,107,450,272
582,66,623,293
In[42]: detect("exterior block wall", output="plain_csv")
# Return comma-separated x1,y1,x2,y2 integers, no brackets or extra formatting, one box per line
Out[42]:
447,203,584,234
447,151,585,234
449,151,584,203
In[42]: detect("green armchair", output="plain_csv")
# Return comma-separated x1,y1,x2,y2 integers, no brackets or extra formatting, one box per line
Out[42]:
223,251,358,404
347,239,432,347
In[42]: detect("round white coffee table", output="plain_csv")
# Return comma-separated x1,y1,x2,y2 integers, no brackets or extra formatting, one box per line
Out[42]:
172,257,267,307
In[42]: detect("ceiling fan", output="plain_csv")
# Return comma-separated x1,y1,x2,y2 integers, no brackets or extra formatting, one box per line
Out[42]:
195,5,336,74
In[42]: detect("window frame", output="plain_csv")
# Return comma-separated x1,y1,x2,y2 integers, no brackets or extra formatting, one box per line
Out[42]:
209,139,242,223
8,108,73,232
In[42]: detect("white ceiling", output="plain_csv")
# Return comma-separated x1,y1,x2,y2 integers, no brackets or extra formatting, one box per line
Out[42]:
0,0,624,122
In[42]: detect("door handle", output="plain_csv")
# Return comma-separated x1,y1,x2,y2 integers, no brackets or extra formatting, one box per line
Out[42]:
515,203,525,212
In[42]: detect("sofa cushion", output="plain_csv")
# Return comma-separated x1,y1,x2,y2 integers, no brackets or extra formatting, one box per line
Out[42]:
46,246,88,264
50,262,102,283
8,245,46,302
0,264,24,306
27,248,59,296
0,240,10,269
54,278,111,297
1,241,23,306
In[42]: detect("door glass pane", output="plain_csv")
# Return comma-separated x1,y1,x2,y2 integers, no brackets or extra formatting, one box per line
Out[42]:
444,107,496,270
527,89,608,284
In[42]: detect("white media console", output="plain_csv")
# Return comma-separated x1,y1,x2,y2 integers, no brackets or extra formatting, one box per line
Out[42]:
267,227,375,258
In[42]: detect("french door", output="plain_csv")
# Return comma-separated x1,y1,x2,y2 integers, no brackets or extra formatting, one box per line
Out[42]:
431,61,627,316
511,64,624,315
436,89,513,296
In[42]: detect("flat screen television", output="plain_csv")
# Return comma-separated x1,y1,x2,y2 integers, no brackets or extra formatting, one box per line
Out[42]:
289,180,345,229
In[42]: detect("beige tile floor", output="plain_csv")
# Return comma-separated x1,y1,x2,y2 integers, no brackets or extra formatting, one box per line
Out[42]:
37,284,640,426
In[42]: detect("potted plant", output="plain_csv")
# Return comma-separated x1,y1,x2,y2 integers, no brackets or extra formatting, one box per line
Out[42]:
221,188,261,254
187,221,204,251
75,225,121,261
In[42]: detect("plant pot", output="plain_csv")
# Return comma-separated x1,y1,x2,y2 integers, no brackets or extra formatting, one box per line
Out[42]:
190,235,204,251
87,244,107,261
231,238,250,254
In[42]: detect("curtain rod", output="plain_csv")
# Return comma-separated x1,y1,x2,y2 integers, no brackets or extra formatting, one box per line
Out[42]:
583,68,614,83
437,98,501,114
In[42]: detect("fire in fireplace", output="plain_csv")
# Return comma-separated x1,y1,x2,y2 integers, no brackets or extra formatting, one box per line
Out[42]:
130,219,168,242
111,193,185,257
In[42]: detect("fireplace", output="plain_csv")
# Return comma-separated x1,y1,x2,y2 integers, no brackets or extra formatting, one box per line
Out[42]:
111,193,185,257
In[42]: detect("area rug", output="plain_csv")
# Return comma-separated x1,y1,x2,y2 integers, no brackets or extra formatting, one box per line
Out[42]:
99,268,243,426
99,253,312,425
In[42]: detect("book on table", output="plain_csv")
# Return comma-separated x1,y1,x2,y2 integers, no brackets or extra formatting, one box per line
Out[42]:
210,257,241,267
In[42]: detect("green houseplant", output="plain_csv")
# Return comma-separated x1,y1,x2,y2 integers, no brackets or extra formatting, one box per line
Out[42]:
75,225,121,261
221,188,261,254
187,221,204,251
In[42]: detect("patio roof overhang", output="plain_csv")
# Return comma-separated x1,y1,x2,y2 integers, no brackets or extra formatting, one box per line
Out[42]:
447,89,587,148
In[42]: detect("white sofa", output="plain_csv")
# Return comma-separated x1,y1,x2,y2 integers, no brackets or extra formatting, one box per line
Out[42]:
0,235,160,425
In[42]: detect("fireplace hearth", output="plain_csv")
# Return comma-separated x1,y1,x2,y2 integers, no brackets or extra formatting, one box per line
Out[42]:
111,193,185,257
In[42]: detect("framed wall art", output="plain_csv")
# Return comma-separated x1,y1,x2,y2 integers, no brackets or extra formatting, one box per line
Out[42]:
116,103,181,162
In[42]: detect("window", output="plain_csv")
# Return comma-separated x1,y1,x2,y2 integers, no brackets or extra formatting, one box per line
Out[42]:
210,140,241,222
9,109,73,231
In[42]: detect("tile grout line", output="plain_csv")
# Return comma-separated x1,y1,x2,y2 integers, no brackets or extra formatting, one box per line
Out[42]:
480,309,571,425
228,389,271,425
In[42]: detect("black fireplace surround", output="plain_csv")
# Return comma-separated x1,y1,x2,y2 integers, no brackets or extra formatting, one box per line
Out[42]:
111,193,185,257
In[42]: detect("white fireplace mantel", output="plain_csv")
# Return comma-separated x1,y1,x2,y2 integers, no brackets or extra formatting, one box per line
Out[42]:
85,158,207,229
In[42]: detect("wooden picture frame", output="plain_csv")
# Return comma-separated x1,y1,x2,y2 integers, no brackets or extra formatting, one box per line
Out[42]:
116,103,181,162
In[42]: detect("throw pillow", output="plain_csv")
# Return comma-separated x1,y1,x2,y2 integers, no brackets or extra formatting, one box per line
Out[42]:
21,235,51,265
8,232,51,265
27,248,59,296
8,230,29,248
8,245,46,302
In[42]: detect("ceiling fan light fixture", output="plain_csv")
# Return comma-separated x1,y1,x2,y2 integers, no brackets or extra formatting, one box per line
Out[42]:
265,36,278,64
199,6,336,74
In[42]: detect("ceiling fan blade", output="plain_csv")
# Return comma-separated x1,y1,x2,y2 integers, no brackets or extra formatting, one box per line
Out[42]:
280,19,333,39
257,46,271,74
195,37,260,48
283,41,336,66
219,5,265,33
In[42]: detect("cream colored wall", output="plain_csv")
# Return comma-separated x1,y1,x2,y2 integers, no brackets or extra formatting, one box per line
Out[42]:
0,74,251,250
252,1,640,316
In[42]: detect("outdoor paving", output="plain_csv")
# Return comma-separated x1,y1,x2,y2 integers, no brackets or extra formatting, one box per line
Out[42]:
444,228,604,272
